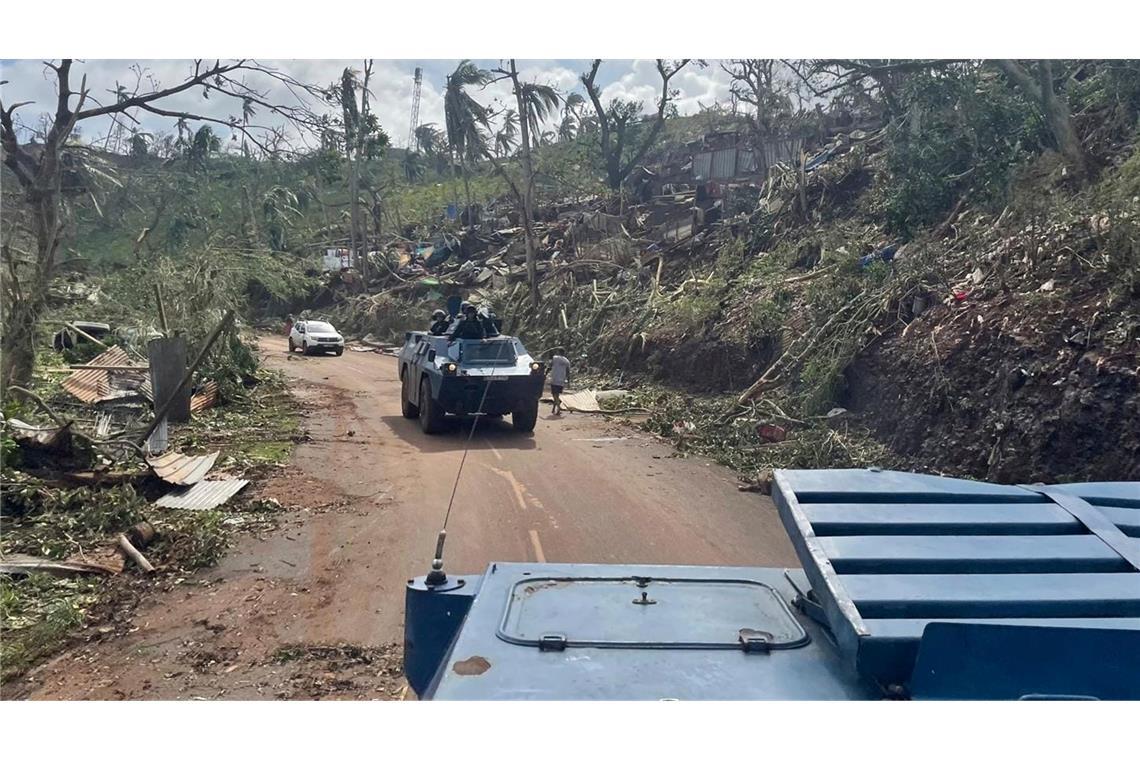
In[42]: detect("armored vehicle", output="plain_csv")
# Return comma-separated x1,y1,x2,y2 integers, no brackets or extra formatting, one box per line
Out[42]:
403,468,1140,700
397,330,545,434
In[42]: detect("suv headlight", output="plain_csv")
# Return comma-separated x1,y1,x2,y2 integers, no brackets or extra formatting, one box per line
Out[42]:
443,362,458,375
530,361,543,374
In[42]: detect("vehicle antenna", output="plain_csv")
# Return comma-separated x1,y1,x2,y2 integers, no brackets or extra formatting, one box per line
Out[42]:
425,343,505,586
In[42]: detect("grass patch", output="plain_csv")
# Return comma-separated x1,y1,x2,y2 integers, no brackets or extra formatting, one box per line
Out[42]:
175,368,300,470
0,574,102,686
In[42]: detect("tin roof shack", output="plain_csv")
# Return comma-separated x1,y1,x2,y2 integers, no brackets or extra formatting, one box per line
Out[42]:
690,130,804,194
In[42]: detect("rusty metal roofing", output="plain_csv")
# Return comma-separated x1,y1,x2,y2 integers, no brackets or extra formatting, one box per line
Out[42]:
156,478,249,510
62,346,148,404
190,380,219,413
146,450,219,485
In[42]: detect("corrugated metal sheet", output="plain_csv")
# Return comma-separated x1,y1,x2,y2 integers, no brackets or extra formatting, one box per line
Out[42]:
146,418,168,456
692,152,712,181
711,148,737,179
760,137,804,173
542,389,600,412
190,380,219,413
62,345,130,403
146,450,219,485
737,150,757,174
61,345,149,404
156,478,250,510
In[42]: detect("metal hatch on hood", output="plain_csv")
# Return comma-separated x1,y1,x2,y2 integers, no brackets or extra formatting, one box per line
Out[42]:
496,575,809,651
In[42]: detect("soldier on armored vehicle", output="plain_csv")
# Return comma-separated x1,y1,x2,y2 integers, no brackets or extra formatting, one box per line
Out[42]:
398,305,544,435
428,309,449,335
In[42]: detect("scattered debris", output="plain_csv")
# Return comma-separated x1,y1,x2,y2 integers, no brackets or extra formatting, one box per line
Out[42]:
156,479,251,510
147,450,220,486
0,553,120,577
190,381,220,414
61,345,150,404
756,423,788,443
116,533,155,573
5,417,74,455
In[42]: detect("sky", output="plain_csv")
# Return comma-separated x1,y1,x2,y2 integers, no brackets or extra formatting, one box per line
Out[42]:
0,59,739,151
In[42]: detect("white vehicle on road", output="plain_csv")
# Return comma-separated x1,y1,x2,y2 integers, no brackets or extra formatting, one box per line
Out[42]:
288,319,345,356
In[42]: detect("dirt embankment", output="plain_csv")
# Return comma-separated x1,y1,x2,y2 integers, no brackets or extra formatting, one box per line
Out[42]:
849,275,1139,483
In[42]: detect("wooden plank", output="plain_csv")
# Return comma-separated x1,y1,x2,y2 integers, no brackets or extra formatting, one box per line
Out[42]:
803,503,1083,536
819,535,1137,574
844,573,1140,618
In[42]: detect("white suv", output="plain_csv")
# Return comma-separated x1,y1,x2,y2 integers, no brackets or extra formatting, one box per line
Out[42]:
289,319,345,356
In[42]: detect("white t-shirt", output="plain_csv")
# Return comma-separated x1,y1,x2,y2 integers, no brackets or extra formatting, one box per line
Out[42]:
550,355,570,386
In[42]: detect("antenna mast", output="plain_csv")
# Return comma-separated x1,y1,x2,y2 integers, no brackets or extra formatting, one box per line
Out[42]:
407,66,423,151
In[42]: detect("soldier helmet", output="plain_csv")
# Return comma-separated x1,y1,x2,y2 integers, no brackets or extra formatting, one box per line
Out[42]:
431,309,446,320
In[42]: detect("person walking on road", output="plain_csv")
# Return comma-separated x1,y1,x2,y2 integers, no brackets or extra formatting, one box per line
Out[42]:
549,351,571,416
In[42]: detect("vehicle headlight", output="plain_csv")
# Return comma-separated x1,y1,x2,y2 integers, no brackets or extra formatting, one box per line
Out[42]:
530,361,542,373
444,362,458,374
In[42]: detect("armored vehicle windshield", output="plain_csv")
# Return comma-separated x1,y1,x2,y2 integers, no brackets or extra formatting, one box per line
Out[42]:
460,338,517,364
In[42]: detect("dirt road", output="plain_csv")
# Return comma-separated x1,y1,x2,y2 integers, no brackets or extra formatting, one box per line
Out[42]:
15,335,795,700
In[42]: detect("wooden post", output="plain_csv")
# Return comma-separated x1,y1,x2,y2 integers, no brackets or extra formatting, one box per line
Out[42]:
154,284,170,335
148,336,190,423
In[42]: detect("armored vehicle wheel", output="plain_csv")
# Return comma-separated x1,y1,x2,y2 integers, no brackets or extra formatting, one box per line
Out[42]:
334,347,344,356
401,371,419,419
512,398,539,433
419,377,445,434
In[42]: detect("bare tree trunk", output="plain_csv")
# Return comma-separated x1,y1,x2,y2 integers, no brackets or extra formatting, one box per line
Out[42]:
1,290,43,391
510,60,541,306
461,159,473,226
995,60,1087,178
348,162,365,282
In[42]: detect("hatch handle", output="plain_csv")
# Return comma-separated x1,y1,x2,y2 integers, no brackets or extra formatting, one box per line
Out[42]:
538,633,567,652
739,629,772,654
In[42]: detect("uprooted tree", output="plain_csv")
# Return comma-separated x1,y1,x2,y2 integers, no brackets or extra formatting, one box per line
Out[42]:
0,59,318,391
580,59,691,191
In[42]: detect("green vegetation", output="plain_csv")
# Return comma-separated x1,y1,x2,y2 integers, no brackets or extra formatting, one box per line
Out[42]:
0,574,101,684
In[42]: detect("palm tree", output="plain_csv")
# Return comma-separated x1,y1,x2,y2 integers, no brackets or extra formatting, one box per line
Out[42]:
262,186,301,250
444,61,492,221
495,109,519,157
400,150,426,182
518,83,560,149
414,123,442,156
558,92,585,142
